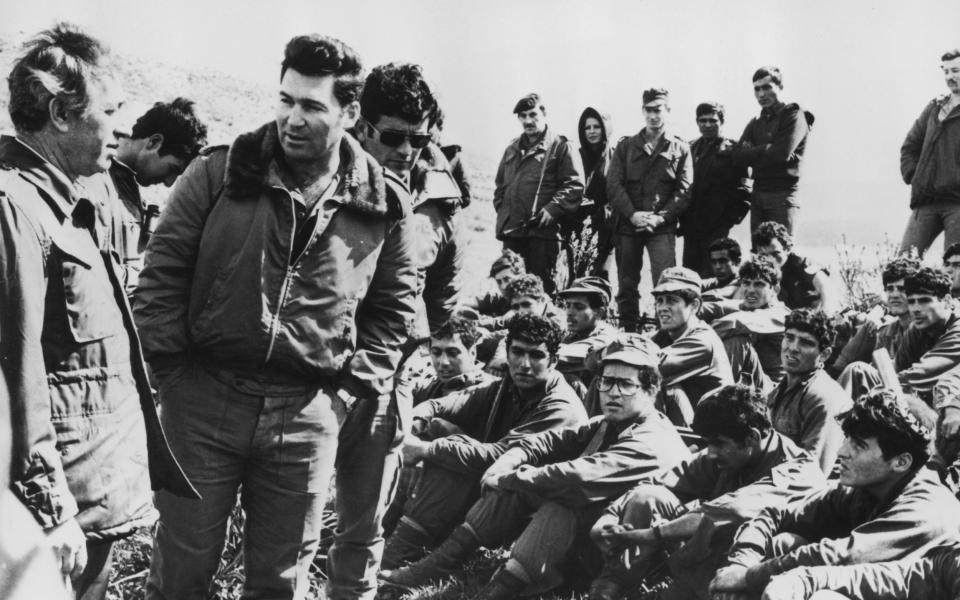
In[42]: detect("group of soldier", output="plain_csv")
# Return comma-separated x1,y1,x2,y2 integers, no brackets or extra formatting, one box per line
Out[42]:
3,19,960,600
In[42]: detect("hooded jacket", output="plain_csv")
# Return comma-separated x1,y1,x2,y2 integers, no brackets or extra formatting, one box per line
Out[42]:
134,122,417,400
577,107,615,212
0,136,193,539
901,96,960,207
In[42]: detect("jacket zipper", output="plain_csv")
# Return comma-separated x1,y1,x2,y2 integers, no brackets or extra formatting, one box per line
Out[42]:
263,190,298,366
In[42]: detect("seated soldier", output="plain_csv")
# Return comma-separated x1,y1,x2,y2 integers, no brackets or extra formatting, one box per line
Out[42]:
381,314,586,568
841,266,960,405
710,259,789,392
701,237,743,300
556,276,619,395
466,249,526,329
651,267,733,426
708,389,960,598
483,274,566,373
411,317,494,406
588,384,826,600
830,257,920,395
753,221,841,314
770,309,851,473
381,345,690,596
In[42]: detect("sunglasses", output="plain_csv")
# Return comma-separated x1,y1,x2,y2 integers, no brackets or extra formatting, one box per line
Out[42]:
367,121,432,149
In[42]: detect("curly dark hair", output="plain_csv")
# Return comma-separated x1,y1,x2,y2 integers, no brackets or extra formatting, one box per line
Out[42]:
281,34,364,106
130,97,208,161
738,258,781,286
752,221,793,251
752,65,783,86
8,22,113,133
505,313,563,356
944,243,960,263
692,384,771,442
708,237,742,264
943,49,960,62
489,249,526,278
882,256,922,286
505,274,545,302
360,63,439,128
904,266,952,298
431,316,480,349
839,389,932,467
784,308,836,350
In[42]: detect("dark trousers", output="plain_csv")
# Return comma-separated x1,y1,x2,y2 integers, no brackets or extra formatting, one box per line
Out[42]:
614,233,676,330
402,464,482,542
503,236,560,295
750,189,799,235
681,227,731,278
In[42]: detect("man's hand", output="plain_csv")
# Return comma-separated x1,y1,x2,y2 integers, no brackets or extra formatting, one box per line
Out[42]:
401,436,431,465
760,573,803,600
598,525,654,552
629,211,652,229
47,518,87,581
645,214,665,230
589,521,635,553
709,565,751,595
537,209,556,228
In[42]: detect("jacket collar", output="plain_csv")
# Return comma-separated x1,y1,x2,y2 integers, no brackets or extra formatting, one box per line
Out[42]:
0,135,87,221
510,126,556,154
222,122,394,218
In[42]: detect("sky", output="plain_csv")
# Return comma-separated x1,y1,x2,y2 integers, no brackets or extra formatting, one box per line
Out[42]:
2,0,959,246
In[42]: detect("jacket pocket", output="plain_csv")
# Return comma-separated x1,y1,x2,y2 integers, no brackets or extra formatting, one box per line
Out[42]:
53,235,124,343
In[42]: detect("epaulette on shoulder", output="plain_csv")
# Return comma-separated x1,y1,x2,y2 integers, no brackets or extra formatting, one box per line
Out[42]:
199,144,229,157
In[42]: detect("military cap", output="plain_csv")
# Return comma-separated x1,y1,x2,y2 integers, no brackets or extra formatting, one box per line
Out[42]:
558,276,612,306
642,88,669,106
696,101,725,121
652,267,702,296
513,93,543,114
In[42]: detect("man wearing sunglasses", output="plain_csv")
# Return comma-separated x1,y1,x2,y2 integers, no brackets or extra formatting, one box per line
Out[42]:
383,339,690,599
493,93,584,295
379,314,585,571
356,63,466,349
136,35,417,600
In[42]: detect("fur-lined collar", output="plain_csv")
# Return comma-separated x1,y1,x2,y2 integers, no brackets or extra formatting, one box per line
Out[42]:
223,122,399,218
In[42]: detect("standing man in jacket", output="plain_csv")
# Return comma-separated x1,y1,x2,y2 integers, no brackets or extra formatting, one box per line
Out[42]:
105,98,208,295
899,49,960,256
356,63,465,344
681,102,751,277
608,88,693,332
135,35,417,600
733,66,813,235
493,93,584,295
1,24,194,600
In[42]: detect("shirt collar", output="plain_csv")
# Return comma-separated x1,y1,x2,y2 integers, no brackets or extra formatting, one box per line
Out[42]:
1,135,86,221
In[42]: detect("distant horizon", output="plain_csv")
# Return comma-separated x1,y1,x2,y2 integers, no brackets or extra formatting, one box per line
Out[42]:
1,0,958,252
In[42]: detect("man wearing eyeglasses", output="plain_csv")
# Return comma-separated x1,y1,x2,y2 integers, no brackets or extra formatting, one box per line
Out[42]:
493,93,584,295
379,314,585,570
382,339,689,599
356,63,466,346
136,35,417,600
589,384,825,600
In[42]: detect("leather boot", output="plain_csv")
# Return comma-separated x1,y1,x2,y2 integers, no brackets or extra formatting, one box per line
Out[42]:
380,525,479,588
469,567,527,600
381,519,433,569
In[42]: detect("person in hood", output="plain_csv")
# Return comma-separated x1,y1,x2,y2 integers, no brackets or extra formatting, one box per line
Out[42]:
578,107,617,278
732,66,814,236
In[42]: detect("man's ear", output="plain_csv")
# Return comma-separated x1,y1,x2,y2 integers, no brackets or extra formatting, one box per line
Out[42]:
146,133,164,152
817,344,833,365
891,452,914,473
48,97,71,133
343,101,360,130
747,427,763,446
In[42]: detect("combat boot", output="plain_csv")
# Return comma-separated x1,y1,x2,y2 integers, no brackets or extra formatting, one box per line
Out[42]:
381,519,434,569
469,567,526,600
380,524,479,588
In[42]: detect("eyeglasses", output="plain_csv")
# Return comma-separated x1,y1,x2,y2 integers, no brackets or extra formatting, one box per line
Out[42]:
597,376,641,395
366,121,432,149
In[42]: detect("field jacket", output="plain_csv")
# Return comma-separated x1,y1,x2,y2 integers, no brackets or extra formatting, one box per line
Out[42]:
726,466,960,590
0,136,193,538
134,123,416,400
733,102,813,193
901,95,960,207
681,136,751,236
493,126,584,240
608,130,693,235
